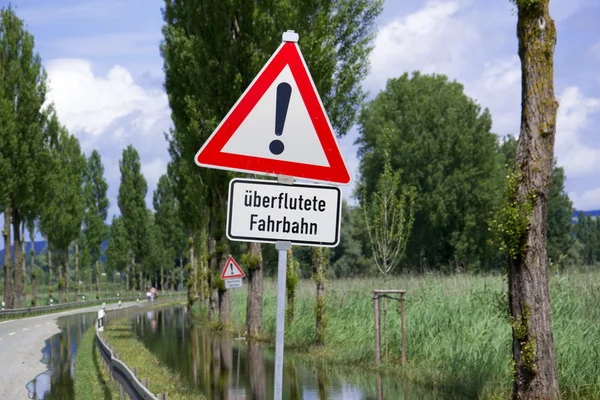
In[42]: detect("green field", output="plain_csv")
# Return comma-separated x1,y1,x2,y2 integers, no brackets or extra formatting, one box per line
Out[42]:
207,268,600,399
0,282,142,307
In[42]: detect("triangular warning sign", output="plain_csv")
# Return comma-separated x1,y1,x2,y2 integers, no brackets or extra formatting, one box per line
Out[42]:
195,38,351,185
220,256,245,280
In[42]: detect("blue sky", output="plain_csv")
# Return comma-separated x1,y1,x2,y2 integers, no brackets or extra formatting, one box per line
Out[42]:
2,0,600,243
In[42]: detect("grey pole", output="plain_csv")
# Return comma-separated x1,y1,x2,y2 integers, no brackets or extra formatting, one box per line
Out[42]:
274,241,292,400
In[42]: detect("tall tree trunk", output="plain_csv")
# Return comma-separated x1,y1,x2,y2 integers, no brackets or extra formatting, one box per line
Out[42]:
12,209,23,308
3,208,12,309
170,269,174,292
245,242,263,338
75,243,80,300
125,269,129,292
48,248,53,304
95,261,100,299
30,227,36,307
208,237,217,320
187,235,196,310
286,249,298,325
509,1,560,398
313,247,328,347
139,269,143,293
21,222,26,307
65,247,70,303
218,247,231,327
131,254,136,294
58,251,64,303
161,266,164,293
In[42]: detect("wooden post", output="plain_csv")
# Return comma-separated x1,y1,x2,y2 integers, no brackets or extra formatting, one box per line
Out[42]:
373,293,381,366
401,292,406,366
142,378,149,388
132,366,137,377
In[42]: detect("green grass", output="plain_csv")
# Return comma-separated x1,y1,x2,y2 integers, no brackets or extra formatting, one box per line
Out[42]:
103,301,200,400
197,268,600,399
74,326,118,400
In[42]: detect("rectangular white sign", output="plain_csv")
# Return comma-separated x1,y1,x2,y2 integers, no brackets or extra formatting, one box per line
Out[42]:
225,278,243,289
227,178,342,247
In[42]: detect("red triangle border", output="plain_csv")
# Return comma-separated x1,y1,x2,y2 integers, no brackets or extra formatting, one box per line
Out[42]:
195,42,351,185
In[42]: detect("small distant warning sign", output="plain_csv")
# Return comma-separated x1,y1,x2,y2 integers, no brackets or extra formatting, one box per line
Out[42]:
221,256,245,280
194,39,351,185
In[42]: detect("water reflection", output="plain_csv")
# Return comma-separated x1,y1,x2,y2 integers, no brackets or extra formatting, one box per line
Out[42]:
26,312,95,399
132,307,453,400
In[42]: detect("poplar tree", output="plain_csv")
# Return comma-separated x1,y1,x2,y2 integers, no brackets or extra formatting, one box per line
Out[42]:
39,127,86,303
117,145,148,293
153,174,185,292
106,216,131,290
499,1,560,397
0,6,49,308
161,0,383,331
83,150,109,299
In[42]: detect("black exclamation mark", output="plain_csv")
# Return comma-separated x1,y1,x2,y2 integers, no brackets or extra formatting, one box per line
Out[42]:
229,263,234,275
269,82,292,155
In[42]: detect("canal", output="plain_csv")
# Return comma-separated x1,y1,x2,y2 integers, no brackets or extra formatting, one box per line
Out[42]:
26,312,96,399
132,306,447,400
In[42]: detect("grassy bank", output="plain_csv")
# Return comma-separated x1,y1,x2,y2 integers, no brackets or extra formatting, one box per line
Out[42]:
74,326,118,400
102,300,200,400
195,268,600,399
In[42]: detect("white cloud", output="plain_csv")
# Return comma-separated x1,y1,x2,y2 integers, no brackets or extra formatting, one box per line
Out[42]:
45,59,168,138
555,87,600,178
366,0,479,92
45,58,171,218
569,187,600,210
466,56,521,135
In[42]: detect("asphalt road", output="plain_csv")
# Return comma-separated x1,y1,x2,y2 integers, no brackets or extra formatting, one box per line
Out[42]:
0,301,137,399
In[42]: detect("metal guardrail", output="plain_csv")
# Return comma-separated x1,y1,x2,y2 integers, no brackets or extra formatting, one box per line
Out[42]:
95,295,186,400
0,296,139,318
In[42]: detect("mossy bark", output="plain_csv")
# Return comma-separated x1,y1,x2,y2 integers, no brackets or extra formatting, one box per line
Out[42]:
65,248,70,302
286,249,299,325
3,208,13,308
187,235,196,311
509,1,560,398
95,261,100,299
75,243,80,299
30,227,36,307
48,248,53,303
208,236,218,320
313,247,328,347
12,209,23,308
244,242,263,338
217,243,231,327
21,222,26,306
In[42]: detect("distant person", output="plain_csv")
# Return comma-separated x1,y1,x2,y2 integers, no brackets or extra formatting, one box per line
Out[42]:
146,291,152,302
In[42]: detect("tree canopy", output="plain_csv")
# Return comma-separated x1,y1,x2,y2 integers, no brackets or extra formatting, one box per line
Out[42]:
356,72,504,270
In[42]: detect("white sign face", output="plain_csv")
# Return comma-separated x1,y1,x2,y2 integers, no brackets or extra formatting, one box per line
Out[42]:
225,278,243,289
227,178,342,247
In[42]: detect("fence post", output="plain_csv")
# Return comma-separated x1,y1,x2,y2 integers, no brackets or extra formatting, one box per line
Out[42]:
373,292,381,366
